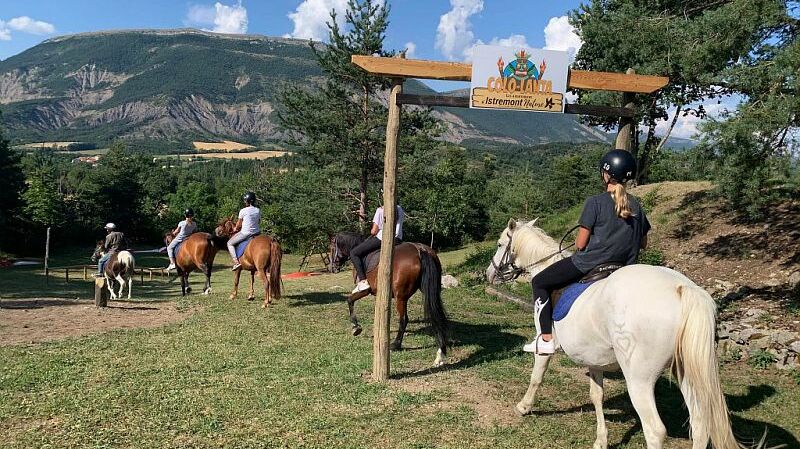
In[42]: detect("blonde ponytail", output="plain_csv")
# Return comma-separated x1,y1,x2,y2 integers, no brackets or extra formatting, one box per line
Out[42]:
611,183,632,218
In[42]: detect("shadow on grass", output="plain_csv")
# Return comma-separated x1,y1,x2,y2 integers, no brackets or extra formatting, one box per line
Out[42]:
284,291,347,306
392,319,527,380
528,376,796,449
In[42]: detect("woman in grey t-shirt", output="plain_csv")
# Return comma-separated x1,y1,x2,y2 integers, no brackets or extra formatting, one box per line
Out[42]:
523,150,651,355
227,191,261,270
166,208,197,270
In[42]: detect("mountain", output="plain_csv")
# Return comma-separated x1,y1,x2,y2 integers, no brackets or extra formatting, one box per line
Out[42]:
0,29,608,149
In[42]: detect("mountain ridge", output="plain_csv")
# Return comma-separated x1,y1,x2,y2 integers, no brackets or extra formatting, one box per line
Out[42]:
0,29,609,149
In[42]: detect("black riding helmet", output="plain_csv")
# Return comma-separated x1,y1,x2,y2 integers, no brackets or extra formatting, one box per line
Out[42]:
600,149,637,184
243,191,257,205
184,208,194,218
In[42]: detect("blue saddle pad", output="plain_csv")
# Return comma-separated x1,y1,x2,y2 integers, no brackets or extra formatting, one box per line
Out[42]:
174,240,186,256
235,236,256,259
553,281,595,321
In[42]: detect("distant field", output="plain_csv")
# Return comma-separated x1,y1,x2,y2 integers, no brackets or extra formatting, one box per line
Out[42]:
57,148,110,156
14,141,81,150
192,140,255,151
159,150,290,160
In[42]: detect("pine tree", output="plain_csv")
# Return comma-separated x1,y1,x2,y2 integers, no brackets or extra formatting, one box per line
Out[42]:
0,112,25,249
278,0,394,227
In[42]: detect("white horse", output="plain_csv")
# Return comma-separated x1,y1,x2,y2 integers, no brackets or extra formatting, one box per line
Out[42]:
486,219,741,449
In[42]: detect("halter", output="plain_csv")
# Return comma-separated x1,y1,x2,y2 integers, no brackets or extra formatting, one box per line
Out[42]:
491,225,579,282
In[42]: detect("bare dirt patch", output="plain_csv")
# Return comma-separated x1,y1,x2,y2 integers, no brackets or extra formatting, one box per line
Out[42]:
0,298,197,346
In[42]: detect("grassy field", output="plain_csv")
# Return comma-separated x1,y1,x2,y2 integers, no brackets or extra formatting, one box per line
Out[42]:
1,245,798,448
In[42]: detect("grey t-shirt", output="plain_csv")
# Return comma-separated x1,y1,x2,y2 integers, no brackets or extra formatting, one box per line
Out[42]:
176,219,197,239
571,192,651,273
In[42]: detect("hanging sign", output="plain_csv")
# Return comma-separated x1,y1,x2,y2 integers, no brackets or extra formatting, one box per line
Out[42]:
470,45,570,113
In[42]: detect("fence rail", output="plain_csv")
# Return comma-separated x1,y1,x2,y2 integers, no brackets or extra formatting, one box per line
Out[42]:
44,265,171,285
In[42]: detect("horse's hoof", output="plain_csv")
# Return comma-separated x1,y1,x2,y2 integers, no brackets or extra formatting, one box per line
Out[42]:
185,287,192,294
351,326,363,336
247,296,255,302
390,342,402,351
202,289,211,295
514,403,531,416
228,294,236,300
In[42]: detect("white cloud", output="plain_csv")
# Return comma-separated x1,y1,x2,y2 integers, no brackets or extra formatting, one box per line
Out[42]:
285,0,348,41
7,16,55,35
435,0,483,61
403,41,417,59
543,16,582,61
0,21,10,41
186,1,248,34
656,97,740,140
0,16,55,40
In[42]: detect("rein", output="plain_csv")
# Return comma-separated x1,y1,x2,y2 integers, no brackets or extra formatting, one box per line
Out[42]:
491,227,578,282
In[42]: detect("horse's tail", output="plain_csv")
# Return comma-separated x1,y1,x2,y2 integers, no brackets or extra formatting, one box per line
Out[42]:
117,251,135,275
419,248,448,355
269,238,282,300
673,283,740,449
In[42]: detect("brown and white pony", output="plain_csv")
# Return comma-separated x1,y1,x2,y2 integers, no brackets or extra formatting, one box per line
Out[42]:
164,231,227,296
92,242,136,300
214,217,283,308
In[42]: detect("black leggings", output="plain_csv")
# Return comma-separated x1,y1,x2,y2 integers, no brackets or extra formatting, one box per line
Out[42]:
532,257,584,334
350,236,382,281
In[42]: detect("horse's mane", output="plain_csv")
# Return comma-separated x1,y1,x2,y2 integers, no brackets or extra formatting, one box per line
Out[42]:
335,231,366,252
511,224,570,267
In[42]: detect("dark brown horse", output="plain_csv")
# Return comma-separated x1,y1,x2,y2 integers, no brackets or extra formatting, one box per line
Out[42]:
215,217,283,308
164,232,227,296
330,233,449,367
91,242,136,300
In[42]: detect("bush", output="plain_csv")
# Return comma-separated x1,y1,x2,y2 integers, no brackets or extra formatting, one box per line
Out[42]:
747,349,776,370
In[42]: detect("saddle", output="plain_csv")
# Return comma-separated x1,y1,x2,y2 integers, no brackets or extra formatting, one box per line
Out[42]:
235,233,260,259
551,262,623,321
364,239,403,274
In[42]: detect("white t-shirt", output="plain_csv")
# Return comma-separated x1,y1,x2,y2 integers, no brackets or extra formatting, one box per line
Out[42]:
238,206,261,235
372,205,404,241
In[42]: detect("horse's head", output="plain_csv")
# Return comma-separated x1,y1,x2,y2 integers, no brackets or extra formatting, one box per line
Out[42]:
486,218,539,284
328,231,365,273
214,215,237,239
91,240,105,263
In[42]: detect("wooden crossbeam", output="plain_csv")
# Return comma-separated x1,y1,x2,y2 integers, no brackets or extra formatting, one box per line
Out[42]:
351,55,669,94
396,94,636,117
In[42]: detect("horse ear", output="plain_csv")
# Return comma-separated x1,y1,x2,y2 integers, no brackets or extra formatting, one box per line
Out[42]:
530,217,539,226
507,218,516,230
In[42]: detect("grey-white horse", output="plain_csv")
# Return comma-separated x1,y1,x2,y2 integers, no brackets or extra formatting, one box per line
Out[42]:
487,219,741,449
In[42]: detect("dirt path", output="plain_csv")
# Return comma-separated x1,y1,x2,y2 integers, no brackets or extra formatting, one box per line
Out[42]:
0,298,197,346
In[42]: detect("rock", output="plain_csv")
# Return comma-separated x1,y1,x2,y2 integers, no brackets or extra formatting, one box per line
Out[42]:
770,330,799,347
790,341,800,354
745,308,767,318
750,336,771,350
789,271,800,288
441,275,460,289
737,328,767,343
764,278,781,288
715,279,735,291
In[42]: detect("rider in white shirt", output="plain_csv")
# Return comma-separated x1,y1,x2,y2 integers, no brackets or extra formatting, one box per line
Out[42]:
350,202,405,293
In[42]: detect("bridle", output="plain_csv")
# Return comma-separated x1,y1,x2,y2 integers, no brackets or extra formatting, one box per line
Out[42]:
490,225,580,282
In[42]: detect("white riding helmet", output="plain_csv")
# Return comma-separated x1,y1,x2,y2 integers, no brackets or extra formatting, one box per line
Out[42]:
104,223,116,230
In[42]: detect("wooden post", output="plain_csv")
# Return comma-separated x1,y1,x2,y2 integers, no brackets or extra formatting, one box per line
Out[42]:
65,268,69,283
615,68,637,151
83,266,88,280
44,227,51,286
94,277,109,307
373,76,403,382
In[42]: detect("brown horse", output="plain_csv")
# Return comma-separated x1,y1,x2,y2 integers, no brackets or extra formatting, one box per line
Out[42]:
164,232,227,296
91,242,136,300
331,233,449,367
215,217,283,308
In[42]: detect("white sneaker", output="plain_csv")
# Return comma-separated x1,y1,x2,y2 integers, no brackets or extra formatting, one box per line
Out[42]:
166,263,176,270
351,280,370,294
523,335,555,354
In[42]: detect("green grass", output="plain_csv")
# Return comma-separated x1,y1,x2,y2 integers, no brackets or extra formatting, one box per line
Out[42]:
1,246,798,448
